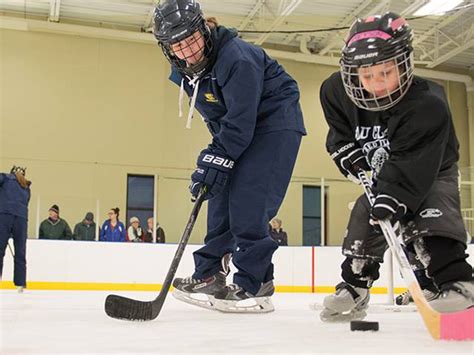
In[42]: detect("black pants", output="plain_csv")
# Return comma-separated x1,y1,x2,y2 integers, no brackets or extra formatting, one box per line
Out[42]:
342,236,472,289
340,165,472,289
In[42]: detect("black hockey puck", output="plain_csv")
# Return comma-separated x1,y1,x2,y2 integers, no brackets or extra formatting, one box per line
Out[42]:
350,320,379,331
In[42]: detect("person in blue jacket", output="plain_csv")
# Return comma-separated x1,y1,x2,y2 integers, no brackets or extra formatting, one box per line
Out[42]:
0,166,31,292
153,0,306,313
99,208,126,242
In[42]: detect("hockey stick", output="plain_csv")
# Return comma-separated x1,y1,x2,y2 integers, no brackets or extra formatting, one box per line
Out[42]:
357,169,473,340
104,187,207,321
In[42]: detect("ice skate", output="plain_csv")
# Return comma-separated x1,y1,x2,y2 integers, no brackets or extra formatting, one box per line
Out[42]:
320,282,370,322
428,281,474,313
395,286,439,305
16,286,25,293
213,281,275,313
172,254,230,310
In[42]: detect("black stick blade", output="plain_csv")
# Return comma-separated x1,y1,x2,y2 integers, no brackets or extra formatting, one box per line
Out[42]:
105,294,155,321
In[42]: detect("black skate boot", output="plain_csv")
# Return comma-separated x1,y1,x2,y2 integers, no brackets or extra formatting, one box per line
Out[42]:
172,254,230,310
213,281,275,313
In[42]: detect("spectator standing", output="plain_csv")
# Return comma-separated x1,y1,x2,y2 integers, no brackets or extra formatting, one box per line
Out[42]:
73,212,97,241
269,218,288,246
39,205,73,240
127,216,144,242
99,208,126,242
144,218,166,243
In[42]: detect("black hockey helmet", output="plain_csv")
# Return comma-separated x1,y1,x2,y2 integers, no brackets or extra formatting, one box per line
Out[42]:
340,12,414,111
10,165,26,176
153,0,213,77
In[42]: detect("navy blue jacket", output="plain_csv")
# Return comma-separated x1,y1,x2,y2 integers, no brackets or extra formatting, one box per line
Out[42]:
170,26,306,160
0,173,30,219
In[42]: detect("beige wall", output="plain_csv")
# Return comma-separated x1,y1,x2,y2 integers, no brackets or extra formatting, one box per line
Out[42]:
0,29,471,246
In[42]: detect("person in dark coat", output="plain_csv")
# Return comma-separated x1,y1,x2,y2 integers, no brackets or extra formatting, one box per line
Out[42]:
73,212,97,241
144,218,166,243
269,218,288,246
0,166,31,291
39,205,73,240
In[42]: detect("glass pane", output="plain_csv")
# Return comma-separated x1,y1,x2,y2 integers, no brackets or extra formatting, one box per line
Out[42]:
303,217,321,246
303,186,321,217
127,176,154,209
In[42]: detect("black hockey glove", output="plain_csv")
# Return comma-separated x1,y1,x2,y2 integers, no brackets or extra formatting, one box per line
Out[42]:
331,143,371,184
190,150,234,201
370,194,407,223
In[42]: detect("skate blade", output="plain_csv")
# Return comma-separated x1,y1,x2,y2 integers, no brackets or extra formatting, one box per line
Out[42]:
214,297,275,314
172,289,216,311
319,307,367,322
311,302,417,314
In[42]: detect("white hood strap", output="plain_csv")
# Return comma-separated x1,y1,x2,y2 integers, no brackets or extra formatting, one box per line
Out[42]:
186,76,200,129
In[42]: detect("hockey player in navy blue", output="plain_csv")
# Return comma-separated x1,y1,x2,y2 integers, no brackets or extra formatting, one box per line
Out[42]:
319,13,473,321
0,166,31,292
153,0,306,312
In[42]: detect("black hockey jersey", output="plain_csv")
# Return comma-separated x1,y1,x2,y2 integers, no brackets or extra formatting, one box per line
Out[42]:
320,72,459,213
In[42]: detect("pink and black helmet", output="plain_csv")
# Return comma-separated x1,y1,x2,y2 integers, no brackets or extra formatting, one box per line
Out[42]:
340,12,414,111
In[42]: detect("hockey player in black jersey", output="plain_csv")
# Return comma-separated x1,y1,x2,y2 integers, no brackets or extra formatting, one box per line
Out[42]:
319,12,473,321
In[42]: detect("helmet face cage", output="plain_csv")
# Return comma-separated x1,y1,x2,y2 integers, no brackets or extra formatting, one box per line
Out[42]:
159,21,213,78
340,50,414,111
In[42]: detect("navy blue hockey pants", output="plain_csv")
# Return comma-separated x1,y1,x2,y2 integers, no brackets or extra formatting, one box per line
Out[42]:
0,213,28,286
192,130,302,295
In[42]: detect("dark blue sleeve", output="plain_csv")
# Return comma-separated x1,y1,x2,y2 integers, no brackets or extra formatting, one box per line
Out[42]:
210,60,264,160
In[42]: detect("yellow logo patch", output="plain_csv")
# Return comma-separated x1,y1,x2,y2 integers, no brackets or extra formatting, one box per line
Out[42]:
204,93,219,103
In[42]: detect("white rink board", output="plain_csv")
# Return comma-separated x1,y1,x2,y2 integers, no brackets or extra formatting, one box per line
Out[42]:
1,240,473,291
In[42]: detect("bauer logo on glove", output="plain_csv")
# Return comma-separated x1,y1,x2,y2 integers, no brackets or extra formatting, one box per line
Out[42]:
202,154,234,169
189,150,235,201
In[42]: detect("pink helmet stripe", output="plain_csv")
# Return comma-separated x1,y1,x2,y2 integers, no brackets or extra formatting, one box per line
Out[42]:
390,17,407,31
348,30,392,45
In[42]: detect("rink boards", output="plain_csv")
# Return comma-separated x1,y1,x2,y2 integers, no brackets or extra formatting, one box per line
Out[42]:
1,240,473,293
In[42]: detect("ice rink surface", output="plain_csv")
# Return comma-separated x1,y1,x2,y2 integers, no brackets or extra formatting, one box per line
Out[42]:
1,290,473,355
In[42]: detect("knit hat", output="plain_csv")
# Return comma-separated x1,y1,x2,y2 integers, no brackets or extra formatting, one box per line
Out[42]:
130,216,139,224
85,212,94,222
49,204,60,214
